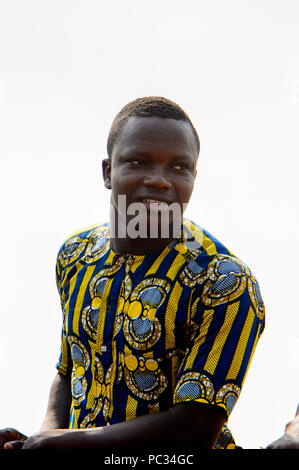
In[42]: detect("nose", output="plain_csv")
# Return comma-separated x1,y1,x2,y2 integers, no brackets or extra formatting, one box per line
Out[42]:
143,167,172,190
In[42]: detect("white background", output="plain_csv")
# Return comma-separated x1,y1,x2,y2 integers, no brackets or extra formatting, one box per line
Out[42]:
0,0,298,449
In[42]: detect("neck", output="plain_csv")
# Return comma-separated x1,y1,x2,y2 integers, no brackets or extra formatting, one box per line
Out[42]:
110,234,175,256
109,203,182,255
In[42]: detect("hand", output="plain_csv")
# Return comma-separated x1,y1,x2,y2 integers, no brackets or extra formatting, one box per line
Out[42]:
266,432,299,449
0,428,27,449
22,429,72,449
266,414,299,449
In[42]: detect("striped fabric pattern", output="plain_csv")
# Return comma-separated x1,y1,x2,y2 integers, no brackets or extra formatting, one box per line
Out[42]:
56,219,265,448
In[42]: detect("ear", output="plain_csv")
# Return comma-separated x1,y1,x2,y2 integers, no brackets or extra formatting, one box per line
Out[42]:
102,158,112,189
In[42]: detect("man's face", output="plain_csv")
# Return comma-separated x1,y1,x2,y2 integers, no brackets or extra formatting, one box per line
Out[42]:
103,116,199,238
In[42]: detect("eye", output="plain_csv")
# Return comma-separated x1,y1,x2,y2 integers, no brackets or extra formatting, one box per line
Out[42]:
172,164,188,172
128,159,144,167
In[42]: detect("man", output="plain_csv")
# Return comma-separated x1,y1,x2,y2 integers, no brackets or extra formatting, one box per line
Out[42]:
0,97,265,450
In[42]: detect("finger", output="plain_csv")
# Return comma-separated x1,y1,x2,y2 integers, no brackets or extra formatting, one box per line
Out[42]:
0,429,17,448
0,428,27,448
3,440,25,450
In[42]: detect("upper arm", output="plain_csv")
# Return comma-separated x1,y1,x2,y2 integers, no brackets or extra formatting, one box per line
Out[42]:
170,402,227,449
40,372,72,431
172,255,265,446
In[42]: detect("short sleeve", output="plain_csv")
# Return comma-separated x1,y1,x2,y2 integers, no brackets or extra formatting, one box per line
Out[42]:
55,242,71,376
54,224,107,376
173,254,265,418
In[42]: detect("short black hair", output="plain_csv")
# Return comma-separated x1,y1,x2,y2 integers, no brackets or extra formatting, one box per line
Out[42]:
107,96,200,158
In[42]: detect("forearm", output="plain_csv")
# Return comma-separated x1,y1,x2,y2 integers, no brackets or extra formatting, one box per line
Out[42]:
25,402,225,450
66,408,179,449
82,403,223,449
39,372,72,432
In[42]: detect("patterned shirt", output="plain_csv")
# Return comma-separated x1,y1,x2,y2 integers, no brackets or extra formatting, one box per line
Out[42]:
56,219,265,449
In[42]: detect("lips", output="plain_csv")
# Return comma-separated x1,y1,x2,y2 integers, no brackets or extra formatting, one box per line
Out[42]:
142,198,167,206
138,195,175,205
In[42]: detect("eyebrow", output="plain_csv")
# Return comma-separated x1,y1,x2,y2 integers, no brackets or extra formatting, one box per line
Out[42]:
119,150,195,161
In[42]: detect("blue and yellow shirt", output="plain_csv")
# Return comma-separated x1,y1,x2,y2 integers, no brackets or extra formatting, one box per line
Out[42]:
56,219,265,448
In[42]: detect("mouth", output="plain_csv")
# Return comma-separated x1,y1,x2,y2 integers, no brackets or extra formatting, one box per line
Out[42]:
141,198,168,206
137,198,182,220
138,195,175,206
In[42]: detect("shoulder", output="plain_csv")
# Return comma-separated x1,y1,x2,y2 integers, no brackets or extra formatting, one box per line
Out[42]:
182,219,233,258
60,223,109,245
182,219,265,319
56,223,110,268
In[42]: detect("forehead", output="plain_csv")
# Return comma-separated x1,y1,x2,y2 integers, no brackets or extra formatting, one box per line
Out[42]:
111,116,199,159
